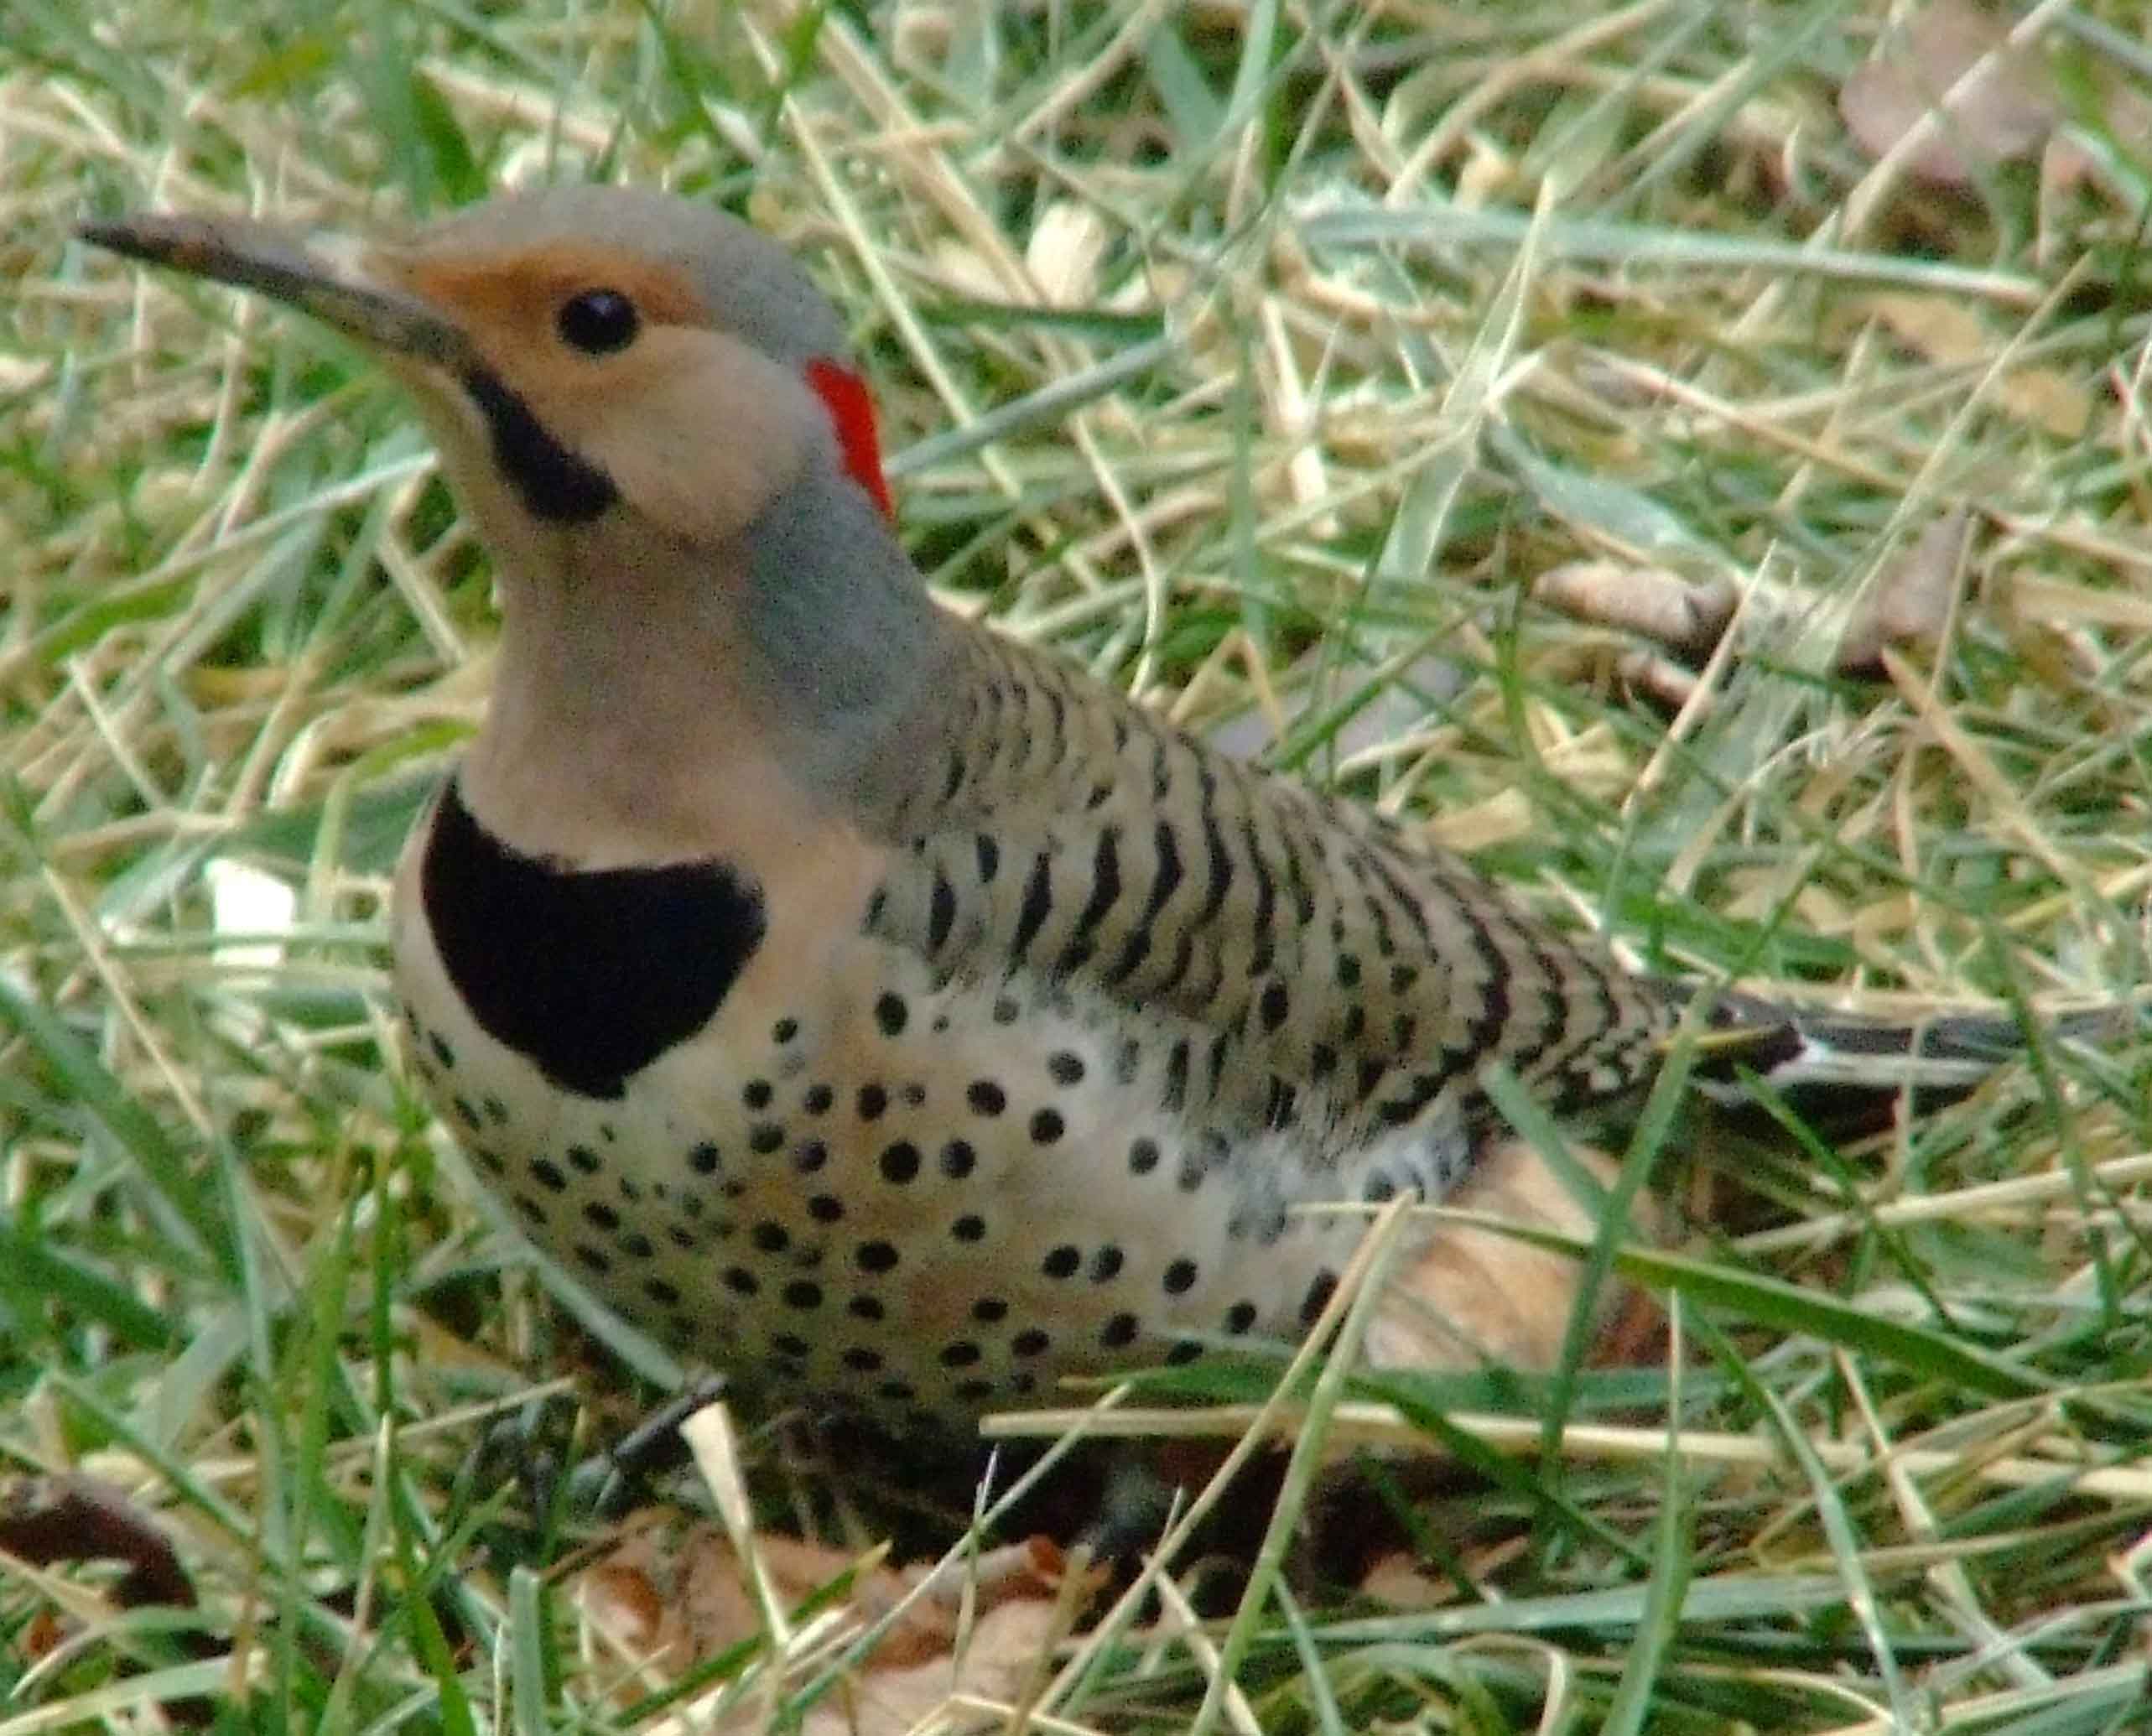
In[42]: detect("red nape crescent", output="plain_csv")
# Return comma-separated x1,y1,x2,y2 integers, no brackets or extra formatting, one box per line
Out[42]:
803,358,895,520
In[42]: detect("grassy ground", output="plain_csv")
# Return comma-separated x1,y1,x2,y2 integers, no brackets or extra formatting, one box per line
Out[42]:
9,0,2152,1729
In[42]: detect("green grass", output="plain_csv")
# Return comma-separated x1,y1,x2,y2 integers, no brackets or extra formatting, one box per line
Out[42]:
9,1,2152,1729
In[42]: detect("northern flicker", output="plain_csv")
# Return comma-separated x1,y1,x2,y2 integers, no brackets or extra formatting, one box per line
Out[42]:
79,190,2119,1442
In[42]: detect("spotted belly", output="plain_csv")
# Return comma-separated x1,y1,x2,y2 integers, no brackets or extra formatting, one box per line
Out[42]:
392,946,1415,1434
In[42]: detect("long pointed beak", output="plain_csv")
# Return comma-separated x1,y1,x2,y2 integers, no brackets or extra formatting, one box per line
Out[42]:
79,212,474,371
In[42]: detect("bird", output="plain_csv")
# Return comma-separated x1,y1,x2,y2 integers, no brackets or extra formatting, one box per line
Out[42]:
77,188,2124,1443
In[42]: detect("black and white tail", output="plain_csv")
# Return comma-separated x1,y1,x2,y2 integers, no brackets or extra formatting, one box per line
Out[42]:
1676,987,2139,1130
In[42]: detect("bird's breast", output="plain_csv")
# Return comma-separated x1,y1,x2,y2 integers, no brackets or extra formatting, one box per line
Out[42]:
413,775,768,1099
388,792,1390,1434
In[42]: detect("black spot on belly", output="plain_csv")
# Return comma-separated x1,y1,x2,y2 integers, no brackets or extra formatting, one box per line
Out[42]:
420,777,766,1099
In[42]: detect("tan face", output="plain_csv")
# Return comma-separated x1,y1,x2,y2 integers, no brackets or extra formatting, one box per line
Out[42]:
376,241,824,548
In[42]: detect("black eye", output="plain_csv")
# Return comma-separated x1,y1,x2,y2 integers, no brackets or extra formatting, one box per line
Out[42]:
557,289,639,355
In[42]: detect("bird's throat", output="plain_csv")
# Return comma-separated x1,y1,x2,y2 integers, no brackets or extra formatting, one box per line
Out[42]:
460,470,957,860
463,513,808,860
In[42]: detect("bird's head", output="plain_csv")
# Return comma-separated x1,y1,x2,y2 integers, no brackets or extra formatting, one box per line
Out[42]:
83,189,952,828
81,186,895,557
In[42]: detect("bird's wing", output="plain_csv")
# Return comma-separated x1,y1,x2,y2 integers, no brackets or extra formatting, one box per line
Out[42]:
860,625,1676,1142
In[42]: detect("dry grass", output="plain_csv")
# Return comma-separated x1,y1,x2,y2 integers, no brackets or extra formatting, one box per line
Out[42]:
8,1,2152,1729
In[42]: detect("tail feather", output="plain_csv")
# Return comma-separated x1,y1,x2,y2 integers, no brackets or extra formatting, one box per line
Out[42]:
1671,986,2139,1127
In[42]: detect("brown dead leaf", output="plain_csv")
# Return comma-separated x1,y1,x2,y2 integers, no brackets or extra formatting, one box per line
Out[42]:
580,1515,1099,1733
1364,1141,1662,1375
18,1607,65,1662
799,1595,1073,1734
1840,0,2057,186
1615,649,1703,716
1838,510,1974,677
1532,561,1735,663
583,1515,1078,1671
1863,292,2092,438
